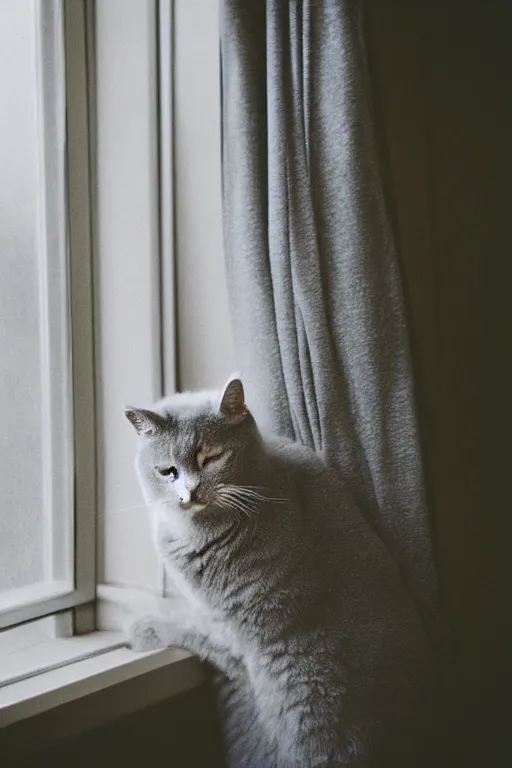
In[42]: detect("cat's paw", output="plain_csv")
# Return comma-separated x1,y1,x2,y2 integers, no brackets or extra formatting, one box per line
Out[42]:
128,615,167,652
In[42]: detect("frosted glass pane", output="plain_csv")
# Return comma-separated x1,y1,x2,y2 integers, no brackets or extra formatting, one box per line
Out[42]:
0,1,73,600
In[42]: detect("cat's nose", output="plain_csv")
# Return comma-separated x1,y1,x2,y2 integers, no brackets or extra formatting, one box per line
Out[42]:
179,484,200,505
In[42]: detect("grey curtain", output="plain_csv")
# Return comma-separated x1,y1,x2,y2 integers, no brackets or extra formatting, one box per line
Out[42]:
220,0,440,639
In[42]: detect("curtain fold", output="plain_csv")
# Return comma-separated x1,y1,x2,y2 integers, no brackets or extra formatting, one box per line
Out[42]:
220,0,440,638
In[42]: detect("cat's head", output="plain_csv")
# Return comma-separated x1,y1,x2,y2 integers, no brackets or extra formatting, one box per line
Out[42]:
125,377,259,515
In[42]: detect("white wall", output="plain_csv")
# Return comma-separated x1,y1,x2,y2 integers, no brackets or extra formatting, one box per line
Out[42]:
174,0,236,392
94,0,235,592
95,0,162,589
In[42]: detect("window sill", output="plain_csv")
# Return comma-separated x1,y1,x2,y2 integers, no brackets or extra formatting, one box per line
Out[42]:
0,631,204,730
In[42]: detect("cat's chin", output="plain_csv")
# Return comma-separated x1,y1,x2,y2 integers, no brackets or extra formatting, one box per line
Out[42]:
179,501,208,514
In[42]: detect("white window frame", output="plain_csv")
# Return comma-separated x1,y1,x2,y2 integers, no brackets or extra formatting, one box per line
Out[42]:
1,0,177,638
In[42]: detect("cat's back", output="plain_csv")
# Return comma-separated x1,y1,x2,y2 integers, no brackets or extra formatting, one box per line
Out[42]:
262,435,338,495
264,434,429,660
263,435,381,550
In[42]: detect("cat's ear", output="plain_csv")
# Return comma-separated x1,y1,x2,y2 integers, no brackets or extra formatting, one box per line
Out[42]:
124,407,166,437
219,377,248,422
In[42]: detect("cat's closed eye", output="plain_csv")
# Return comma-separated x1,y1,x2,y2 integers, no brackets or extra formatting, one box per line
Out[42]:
197,448,223,469
157,465,178,479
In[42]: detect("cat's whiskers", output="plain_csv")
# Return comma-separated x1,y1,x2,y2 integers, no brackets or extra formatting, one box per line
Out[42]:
110,487,287,520
215,495,252,521
217,492,254,517
217,486,258,507
215,487,259,520
218,484,288,507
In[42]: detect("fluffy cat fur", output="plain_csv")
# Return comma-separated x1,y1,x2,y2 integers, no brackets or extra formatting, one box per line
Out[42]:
125,378,432,767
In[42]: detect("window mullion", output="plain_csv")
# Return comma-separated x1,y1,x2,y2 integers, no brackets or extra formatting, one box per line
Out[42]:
64,0,97,633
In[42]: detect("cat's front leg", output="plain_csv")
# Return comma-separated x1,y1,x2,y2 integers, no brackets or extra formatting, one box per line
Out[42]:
129,614,173,652
128,612,237,673
128,594,197,653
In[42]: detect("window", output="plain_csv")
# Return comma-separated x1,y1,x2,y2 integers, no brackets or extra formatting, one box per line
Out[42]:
0,0,225,733
0,0,171,697
0,0,94,639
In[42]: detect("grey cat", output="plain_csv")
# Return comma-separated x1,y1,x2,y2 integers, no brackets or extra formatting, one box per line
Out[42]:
125,378,432,767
